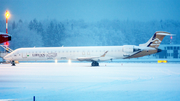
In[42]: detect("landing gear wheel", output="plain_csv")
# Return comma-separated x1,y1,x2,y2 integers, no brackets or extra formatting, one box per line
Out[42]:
91,61,99,66
11,60,16,66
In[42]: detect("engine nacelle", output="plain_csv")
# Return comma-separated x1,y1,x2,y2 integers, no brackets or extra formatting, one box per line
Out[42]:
123,45,141,53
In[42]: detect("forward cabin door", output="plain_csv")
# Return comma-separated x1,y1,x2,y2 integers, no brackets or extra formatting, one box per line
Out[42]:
22,52,27,58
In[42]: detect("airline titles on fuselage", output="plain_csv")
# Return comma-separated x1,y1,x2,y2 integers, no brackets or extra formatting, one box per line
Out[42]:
32,53,57,59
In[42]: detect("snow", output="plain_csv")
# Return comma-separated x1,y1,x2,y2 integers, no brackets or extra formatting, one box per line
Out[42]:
0,63,180,101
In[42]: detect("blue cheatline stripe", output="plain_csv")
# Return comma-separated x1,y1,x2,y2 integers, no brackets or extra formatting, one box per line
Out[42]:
152,33,156,40
147,42,153,47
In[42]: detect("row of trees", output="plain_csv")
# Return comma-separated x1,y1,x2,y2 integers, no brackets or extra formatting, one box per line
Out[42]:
0,19,179,50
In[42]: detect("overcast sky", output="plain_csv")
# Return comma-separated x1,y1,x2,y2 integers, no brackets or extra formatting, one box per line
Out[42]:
0,0,180,22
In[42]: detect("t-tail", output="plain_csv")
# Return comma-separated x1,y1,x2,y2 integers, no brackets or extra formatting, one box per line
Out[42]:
139,31,171,48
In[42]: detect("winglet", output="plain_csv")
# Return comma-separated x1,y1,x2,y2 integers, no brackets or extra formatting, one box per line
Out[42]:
101,51,108,57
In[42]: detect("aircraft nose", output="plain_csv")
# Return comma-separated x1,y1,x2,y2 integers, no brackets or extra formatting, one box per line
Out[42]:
157,49,162,53
3,55,8,60
3,54,12,60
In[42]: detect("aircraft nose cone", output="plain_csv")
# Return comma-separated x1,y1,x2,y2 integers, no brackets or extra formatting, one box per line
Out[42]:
3,56,7,60
157,49,162,53
3,54,12,60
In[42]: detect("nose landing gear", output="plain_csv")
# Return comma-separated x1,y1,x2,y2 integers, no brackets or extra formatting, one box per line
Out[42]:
11,60,15,66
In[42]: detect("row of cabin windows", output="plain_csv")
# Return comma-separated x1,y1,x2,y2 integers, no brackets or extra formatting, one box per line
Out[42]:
21,50,122,54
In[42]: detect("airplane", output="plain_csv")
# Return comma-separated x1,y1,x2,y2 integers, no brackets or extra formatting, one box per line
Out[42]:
3,31,171,66
0,32,11,44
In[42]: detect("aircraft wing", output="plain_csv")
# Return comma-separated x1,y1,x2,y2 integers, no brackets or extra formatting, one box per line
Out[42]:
77,56,99,61
76,51,110,61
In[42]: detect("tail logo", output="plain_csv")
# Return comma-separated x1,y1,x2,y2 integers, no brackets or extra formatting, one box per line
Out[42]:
151,38,161,48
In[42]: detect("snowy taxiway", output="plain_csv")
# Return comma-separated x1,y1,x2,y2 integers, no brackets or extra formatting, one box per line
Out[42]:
0,63,180,101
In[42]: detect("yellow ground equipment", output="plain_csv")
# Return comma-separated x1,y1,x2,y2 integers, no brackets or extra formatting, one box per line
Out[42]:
158,60,167,63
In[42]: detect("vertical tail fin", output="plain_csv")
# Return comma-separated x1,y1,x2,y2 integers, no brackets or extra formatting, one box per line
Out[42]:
139,31,171,48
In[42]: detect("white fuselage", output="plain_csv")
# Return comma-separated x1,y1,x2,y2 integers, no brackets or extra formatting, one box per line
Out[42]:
3,31,170,66
3,45,157,62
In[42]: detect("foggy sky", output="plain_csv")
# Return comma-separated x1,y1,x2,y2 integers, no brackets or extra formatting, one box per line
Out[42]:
0,0,180,22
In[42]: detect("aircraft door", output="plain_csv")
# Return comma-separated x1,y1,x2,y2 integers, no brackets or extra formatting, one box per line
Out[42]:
87,51,90,56
82,51,85,56
22,52,27,58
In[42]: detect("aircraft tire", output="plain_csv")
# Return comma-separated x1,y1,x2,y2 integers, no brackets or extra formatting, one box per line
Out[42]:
11,60,16,66
91,61,99,66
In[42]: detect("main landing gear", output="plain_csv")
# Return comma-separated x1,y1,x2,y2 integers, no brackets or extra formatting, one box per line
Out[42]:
11,60,16,66
91,61,99,66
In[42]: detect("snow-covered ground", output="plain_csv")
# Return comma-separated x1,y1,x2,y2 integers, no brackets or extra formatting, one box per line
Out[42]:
0,63,180,101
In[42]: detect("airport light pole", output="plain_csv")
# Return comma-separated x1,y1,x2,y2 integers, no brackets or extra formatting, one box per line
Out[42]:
4,10,10,46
